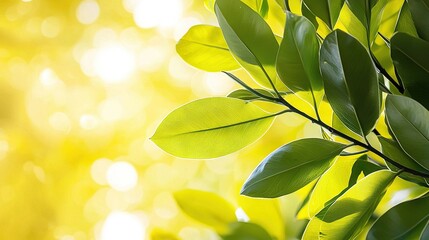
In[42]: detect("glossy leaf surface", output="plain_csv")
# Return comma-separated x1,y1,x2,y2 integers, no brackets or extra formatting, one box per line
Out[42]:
408,0,429,41
391,32,429,109
215,0,279,88
241,138,346,198
276,12,323,107
152,97,276,159
320,30,380,136
385,95,429,169
368,195,429,240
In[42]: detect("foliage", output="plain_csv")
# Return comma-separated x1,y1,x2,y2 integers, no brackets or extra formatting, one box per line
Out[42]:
153,0,429,239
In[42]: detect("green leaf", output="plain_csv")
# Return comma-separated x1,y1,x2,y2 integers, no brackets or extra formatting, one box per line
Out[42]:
391,32,429,109
379,136,429,173
395,1,419,37
276,12,323,108
176,25,240,72
227,89,275,101
301,1,319,29
241,138,347,198
256,0,269,18
368,195,429,240
215,0,279,88
222,222,273,240
311,170,396,239
307,156,381,217
302,0,345,29
151,97,278,159
174,189,237,233
320,30,380,136
345,0,387,44
408,0,429,41
385,95,429,170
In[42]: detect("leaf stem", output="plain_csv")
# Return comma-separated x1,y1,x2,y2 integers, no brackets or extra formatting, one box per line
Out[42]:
370,50,404,93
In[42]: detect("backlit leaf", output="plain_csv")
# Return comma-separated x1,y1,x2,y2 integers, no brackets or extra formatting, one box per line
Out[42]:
315,170,396,239
221,222,273,240
368,195,429,240
215,0,280,88
227,89,275,102
176,25,240,72
385,95,429,169
241,138,347,198
391,32,429,109
152,97,278,159
320,30,380,136
174,189,237,233
302,0,345,29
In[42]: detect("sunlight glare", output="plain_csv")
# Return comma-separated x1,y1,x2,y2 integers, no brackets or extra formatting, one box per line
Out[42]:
106,161,138,192
76,0,100,25
100,211,146,240
133,0,183,28
93,45,136,83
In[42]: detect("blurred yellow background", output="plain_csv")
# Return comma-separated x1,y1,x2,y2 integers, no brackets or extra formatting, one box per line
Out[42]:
0,0,312,239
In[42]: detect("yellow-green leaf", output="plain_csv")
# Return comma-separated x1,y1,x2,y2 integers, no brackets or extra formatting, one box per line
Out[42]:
316,170,396,239
176,25,240,72
152,97,279,159
174,189,237,233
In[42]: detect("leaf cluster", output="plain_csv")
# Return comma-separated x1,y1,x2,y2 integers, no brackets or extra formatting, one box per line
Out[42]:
152,0,429,239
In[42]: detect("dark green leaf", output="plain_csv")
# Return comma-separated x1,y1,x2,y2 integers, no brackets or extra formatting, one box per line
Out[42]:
368,195,429,240
215,0,279,88
408,0,429,41
391,32,429,109
227,89,275,101
320,30,380,136
276,12,323,107
241,138,346,198
385,95,429,169
301,1,319,29
222,222,273,240
176,25,240,72
395,1,419,37
152,97,278,159
302,0,345,29
379,137,429,173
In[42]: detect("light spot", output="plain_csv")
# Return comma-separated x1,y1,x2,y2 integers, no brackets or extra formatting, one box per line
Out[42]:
106,162,138,192
91,158,112,185
133,0,183,29
80,114,99,130
76,0,100,25
100,211,146,240
49,112,72,133
235,208,249,222
41,16,62,38
93,44,136,83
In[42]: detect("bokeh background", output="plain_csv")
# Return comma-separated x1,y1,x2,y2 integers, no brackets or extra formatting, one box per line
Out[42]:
0,0,326,239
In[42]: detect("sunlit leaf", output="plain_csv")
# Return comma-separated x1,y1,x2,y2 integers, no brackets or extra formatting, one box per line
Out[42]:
408,0,429,41
391,33,429,109
176,25,240,72
241,138,347,198
308,156,381,217
368,194,429,240
150,228,181,240
302,0,345,29
174,189,237,233
152,97,279,159
301,2,319,29
313,170,396,239
215,0,279,88
395,1,419,37
227,89,275,102
221,222,273,240
385,95,429,170
320,30,380,136
276,12,323,109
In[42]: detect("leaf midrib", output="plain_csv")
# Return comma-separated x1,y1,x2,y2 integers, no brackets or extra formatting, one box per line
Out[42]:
181,38,230,51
